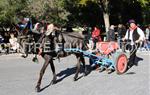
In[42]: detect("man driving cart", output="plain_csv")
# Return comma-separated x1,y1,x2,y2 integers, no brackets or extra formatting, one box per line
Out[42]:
122,19,145,68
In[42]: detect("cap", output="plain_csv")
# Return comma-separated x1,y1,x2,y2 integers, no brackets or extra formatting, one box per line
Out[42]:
128,19,136,24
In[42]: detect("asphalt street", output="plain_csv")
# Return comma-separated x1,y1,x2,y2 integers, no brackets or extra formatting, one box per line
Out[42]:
0,51,149,95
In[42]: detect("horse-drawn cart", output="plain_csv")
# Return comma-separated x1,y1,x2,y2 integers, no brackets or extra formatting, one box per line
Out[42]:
94,41,130,74
64,41,130,74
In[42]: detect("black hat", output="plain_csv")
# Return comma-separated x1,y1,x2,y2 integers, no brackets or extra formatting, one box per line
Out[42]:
128,19,136,24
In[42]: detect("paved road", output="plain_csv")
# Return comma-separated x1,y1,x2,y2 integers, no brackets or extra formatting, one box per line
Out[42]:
0,51,150,95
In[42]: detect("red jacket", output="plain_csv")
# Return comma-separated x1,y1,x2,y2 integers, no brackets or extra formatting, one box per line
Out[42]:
92,27,102,42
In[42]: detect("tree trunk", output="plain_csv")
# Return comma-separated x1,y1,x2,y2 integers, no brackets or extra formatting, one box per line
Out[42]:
103,12,110,32
98,0,110,32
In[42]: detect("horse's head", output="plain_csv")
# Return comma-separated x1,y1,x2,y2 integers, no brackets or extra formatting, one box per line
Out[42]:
48,28,65,52
46,24,64,42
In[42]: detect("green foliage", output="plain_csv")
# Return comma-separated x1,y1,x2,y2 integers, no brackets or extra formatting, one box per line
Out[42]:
0,0,149,28
26,0,69,26
138,0,149,6
0,0,28,27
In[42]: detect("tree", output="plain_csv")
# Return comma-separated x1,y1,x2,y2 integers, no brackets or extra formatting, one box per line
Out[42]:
79,0,110,32
0,0,149,31
0,0,28,30
98,0,110,32
138,0,150,25
79,0,150,31
26,0,70,25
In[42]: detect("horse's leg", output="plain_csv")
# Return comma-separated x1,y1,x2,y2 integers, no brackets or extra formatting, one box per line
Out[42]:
49,58,57,84
74,54,81,81
36,54,50,92
80,55,88,76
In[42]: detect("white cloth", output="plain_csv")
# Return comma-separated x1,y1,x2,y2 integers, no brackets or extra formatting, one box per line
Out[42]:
124,27,145,45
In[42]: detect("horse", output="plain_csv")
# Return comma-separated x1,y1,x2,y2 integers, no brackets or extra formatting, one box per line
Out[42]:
22,23,89,92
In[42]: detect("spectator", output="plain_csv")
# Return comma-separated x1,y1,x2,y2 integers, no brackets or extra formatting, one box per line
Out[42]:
117,24,126,38
91,26,102,49
107,25,115,41
32,22,44,34
145,25,150,42
117,24,126,48
32,23,40,34
9,33,20,52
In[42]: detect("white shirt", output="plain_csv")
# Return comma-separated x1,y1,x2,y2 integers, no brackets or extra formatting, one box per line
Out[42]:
124,27,145,45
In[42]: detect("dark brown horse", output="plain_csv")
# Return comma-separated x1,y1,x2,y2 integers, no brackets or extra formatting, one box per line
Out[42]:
37,30,89,92
22,24,89,92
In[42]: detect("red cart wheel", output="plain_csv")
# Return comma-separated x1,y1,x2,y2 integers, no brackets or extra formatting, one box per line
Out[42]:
116,53,128,74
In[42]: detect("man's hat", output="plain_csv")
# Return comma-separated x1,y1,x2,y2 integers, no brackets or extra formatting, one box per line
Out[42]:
128,19,136,24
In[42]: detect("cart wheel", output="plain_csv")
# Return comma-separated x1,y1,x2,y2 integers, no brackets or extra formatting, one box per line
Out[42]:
115,53,128,74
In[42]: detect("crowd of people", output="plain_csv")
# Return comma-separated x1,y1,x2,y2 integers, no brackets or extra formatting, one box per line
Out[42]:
85,21,150,51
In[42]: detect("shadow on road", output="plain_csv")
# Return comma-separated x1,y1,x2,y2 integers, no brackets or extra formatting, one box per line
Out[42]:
39,84,51,92
126,56,143,73
39,65,91,92
56,65,91,82
134,56,143,66
125,72,136,75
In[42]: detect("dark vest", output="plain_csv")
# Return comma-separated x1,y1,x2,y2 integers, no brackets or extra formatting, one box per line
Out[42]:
128,28,140,42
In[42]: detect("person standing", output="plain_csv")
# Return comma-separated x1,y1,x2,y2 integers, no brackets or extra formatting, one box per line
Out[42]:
122,19,145,67
145,25,150,42
91,26,102,49
107,25,115,41
117,24,126,48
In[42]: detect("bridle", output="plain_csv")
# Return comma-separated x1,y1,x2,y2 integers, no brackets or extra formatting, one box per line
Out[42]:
51,30,65,53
